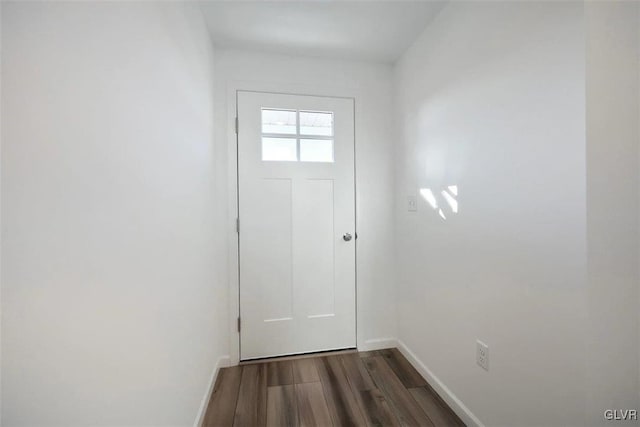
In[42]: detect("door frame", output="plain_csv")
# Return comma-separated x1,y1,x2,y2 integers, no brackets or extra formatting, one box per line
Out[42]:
225,80,359,365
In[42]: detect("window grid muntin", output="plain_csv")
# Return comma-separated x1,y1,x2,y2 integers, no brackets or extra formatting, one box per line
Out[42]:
261,108,334,162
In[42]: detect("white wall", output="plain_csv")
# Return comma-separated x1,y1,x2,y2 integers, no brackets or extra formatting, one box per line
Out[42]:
393,2,589,425
213,48,397,361
585,2,640,424
0,1,3,420
1,2,227,425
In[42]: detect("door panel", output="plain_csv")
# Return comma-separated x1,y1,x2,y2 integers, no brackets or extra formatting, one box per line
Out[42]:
297,179,335,317
237,91,355,360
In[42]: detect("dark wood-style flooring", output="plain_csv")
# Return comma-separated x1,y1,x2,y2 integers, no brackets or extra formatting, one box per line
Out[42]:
202,348,465,427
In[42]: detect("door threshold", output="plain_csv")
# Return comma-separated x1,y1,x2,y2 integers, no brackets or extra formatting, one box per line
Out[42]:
240,347,357,365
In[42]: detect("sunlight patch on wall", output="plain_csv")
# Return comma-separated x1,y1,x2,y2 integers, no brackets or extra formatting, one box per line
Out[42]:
419,185,458,220
419,188,438,209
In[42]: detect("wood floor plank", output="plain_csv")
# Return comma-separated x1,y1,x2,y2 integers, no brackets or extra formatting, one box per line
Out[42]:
358,350,381,358
204,350,463,427
363,356,435,427
315,356,367,426
233,364,268,427
295,382,334,427
341,353,376,391
359,388,402,427
342,353,393,427
268,360,294,386
267,385,298,426
409,387,465,427
379,348,427,388
203,366,243,427
293,358,320,383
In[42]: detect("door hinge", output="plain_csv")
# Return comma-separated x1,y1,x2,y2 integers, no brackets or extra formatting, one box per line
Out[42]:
237,317,241,332
236,218,240,233
235,117,239,134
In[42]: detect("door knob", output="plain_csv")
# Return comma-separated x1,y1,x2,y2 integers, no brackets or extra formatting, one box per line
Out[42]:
343,233,353,242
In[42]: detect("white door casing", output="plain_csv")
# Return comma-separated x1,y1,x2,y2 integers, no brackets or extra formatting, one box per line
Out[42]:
237,91,356,360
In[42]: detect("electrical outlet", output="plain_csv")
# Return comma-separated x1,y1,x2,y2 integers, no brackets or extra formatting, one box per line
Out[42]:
407,195,418,212
476,340,489,371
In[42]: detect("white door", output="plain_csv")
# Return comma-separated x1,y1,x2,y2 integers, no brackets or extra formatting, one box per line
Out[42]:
237,91,356,360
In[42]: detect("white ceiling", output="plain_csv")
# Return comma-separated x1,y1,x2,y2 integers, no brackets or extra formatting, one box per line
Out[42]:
198,1,446,63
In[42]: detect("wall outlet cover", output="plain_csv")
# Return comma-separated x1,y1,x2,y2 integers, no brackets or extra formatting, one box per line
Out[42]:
407,195,418,212
476,340,489,371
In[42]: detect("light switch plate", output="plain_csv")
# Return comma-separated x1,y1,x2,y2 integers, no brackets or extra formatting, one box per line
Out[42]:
408,195,418,212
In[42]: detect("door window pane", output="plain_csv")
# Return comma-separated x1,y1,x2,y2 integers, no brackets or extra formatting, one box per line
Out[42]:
300,111,333,136
262,109,297,134
300,139,334,162
262,137,297,161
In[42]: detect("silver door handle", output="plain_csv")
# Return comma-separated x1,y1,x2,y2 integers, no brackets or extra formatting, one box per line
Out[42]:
343,233,352,242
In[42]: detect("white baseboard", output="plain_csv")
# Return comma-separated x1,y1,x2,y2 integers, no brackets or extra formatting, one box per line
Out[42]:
396,340,484,427
193,355,231,427
359,337,398,351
